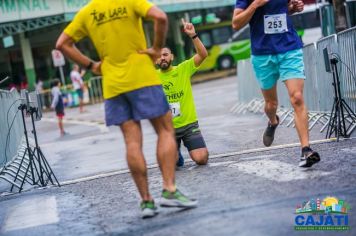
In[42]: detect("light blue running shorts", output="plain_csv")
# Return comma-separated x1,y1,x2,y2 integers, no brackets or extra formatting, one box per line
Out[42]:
251,49,306,90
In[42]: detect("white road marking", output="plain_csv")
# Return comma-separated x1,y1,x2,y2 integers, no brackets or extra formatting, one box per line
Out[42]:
209,138,336,160
3,196,59,232
13,138,340,190
340,147,356,154
229,159,330,182
208,161,236,167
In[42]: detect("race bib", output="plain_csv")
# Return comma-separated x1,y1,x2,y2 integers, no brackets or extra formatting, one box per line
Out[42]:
169,102,181,118
264,13,288,34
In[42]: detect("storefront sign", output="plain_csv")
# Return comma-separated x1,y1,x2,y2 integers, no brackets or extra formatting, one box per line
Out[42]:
0,0,62,23
0,0,235,23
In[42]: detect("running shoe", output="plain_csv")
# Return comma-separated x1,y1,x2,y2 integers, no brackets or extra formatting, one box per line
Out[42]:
140,200,158,219
160,189,198,208
263,115,279,147
176,149,185,167
299,146,321,168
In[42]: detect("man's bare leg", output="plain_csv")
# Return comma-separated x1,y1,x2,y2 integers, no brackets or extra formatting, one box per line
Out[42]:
120,120,152,201
261,84,279,146
261,84,279,125
150,111,176,192
189,148,209,165
284,79,309,147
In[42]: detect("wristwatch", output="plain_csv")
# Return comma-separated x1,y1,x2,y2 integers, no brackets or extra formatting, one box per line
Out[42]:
191,34,198,39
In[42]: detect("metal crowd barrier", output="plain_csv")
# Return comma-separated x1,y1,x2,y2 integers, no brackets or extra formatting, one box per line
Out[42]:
37,83,91,110
338,27,356,113
0,89,23,167
234,26,356,133
88,76,104,104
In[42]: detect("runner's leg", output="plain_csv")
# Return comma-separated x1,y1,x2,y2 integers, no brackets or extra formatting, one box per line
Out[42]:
284,79,309,147
261,84,279,125
120,120,152,202
150,111,177,192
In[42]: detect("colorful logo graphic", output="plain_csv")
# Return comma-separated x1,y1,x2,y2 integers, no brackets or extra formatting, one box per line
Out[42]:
294,196,350,231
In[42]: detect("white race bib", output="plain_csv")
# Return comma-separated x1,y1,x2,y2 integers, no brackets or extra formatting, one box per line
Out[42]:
169,102,181,118
264,13,288,34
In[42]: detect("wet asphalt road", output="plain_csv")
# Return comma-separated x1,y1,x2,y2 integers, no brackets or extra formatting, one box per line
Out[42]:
0,139,355,236
0,76,355,235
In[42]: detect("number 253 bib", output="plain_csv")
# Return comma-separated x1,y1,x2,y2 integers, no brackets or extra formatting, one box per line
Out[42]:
264,13,288,34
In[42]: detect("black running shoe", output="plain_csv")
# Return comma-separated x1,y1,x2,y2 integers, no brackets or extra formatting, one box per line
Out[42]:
263,115,279,147
299,146,321,168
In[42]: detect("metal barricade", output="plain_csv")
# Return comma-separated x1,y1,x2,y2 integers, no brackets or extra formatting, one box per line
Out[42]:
302,43,320,112
88,76,103,104
0,89,23,167
337,28,356,113
233,26,356,134
315,34,338,112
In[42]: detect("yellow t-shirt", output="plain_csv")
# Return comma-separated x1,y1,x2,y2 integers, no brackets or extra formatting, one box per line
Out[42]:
64,0,161,99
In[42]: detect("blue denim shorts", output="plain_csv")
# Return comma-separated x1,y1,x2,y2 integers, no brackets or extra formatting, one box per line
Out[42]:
105,85,169,126
251,49,306,90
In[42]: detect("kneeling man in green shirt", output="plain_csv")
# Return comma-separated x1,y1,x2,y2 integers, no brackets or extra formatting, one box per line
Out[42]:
157,19,209,167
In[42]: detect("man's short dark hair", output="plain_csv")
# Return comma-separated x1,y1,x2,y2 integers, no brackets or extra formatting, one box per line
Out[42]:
163,47,172,54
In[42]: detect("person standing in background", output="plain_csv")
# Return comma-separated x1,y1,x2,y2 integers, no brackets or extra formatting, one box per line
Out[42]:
51,79,67,137
70,64,86,113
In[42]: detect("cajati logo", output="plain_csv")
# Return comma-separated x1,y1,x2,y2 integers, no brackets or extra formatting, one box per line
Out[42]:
294,196,350,231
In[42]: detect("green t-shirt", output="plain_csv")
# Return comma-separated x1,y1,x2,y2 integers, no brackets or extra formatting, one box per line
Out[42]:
158,57,199,129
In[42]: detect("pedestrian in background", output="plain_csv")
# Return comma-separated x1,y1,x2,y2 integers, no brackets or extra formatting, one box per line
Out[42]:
51,79,67,137
232,0,320,167
56,0,197,218
70,64,86,113
35,78,46,110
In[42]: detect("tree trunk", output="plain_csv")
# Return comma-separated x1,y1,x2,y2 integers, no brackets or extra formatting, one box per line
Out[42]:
332,0,347,32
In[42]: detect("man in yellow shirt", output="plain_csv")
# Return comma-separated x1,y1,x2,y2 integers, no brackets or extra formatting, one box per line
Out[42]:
56,0,197,218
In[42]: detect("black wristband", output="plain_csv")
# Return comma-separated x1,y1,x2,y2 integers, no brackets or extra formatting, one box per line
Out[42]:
191,34,198,39
86,61,93,70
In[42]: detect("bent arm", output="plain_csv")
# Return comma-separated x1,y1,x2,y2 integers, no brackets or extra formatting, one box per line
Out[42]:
192,37,208,67
56,33,92,69
232,5,258,31
146,6,168,50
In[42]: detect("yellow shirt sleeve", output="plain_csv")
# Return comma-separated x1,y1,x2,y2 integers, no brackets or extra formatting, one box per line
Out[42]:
64,10,88,42
134,0,154,17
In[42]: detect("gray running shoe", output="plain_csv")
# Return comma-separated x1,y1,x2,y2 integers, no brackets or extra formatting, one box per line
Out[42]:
140,201,158,219
160,189,198,208
299,147,320,168
263,115,279,147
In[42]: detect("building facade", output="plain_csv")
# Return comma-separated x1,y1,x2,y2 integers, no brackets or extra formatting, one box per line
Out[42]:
0,0,236,90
